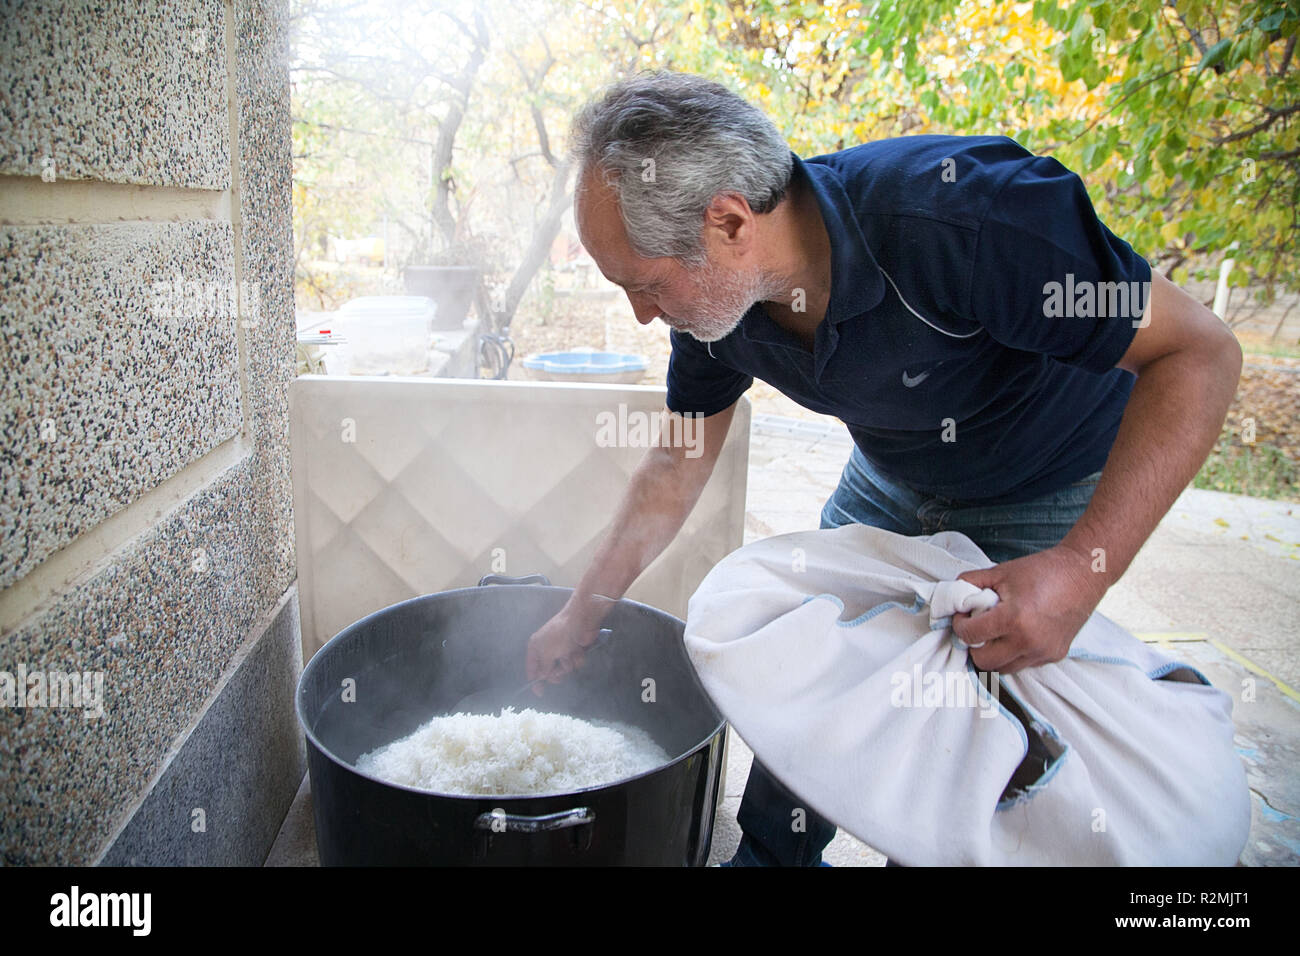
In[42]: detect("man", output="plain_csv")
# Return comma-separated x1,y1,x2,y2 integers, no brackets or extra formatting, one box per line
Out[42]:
526,71,1241,866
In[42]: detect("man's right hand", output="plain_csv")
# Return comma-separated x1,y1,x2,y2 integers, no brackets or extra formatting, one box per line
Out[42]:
522,401,738,696
525,607,603,694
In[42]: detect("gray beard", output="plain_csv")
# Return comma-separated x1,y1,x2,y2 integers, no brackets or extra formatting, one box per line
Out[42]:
677,261,787,343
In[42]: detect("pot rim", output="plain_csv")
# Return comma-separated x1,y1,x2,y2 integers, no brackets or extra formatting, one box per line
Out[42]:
296,584,727,801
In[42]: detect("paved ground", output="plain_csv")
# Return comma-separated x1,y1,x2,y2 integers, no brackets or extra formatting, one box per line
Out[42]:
268,413,1299,866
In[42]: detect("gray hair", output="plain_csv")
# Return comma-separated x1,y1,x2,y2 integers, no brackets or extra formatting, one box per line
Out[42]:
570,72,793,265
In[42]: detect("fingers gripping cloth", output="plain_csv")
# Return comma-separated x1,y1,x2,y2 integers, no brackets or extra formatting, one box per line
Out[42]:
683,525,1250,866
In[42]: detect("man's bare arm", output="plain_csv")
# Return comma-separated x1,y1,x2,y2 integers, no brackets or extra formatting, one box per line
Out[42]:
526,401,740,684
952,271,1242,671
1058,270,1243,586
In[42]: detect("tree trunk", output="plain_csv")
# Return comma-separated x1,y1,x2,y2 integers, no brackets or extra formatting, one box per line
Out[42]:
495,159,573,330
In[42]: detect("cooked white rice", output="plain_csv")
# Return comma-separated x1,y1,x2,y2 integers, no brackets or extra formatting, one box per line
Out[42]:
356,707,671,795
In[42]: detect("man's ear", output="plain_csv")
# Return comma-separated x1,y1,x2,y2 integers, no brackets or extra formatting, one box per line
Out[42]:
702,193,756,250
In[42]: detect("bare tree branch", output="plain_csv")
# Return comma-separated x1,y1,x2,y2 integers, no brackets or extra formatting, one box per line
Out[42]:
1215,103,1300,145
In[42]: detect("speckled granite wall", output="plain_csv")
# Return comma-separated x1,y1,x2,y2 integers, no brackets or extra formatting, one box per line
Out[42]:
0,0,300,865
1,223,243,589
0,0,230,188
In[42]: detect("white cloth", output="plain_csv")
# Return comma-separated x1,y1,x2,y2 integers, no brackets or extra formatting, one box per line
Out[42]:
683,525,1250,866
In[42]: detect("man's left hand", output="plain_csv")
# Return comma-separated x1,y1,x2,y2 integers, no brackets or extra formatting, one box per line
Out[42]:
950,544,1106,674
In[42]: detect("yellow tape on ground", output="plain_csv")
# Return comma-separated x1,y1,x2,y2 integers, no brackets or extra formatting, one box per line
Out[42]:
1207,639,1300,705
1134,632,1209,642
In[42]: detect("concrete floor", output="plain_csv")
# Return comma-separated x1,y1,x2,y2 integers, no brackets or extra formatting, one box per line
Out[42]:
268,414,1300,866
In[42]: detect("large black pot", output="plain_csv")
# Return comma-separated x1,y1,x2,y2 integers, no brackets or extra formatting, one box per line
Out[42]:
296,577,727,866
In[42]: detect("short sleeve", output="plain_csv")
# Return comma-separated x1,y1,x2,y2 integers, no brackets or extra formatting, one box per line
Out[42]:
665,330,753,416
967,155,1152,374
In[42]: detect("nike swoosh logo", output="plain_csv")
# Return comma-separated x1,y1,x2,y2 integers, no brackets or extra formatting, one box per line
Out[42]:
902,370,932,387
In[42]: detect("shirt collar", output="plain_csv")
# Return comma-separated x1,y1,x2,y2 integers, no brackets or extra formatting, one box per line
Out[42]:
731,150,887,360
791,151,886,323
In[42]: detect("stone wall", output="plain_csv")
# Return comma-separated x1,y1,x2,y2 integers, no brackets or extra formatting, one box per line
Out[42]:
0,0,302,864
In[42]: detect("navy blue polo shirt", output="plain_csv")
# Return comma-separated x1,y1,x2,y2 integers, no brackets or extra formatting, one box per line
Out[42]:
665,134,1152,504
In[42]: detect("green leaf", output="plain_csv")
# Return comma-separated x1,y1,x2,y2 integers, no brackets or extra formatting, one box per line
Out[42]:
1258,10,1285,32
1082,62,1108,89
1082,140,1100,170
1197,38,1232,72
1132,151,1151,181
1158,146,1178,178
1059,49,1081,81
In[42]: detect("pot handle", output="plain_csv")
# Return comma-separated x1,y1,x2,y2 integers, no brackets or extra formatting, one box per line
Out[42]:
474,807,595,832
477,573,551,587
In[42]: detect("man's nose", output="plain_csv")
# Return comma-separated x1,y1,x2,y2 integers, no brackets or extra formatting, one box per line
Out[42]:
626,291,660,325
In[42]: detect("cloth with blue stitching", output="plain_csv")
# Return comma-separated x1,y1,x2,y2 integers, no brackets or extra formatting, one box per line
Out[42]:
683,524,1250,865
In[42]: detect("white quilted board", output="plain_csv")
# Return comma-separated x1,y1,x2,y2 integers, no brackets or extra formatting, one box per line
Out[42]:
289,376,750,658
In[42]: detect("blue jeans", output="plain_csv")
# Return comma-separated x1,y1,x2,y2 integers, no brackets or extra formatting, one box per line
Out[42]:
729,446,1102,866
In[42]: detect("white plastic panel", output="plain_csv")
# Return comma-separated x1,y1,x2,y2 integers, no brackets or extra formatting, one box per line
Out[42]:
289,376,750,658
